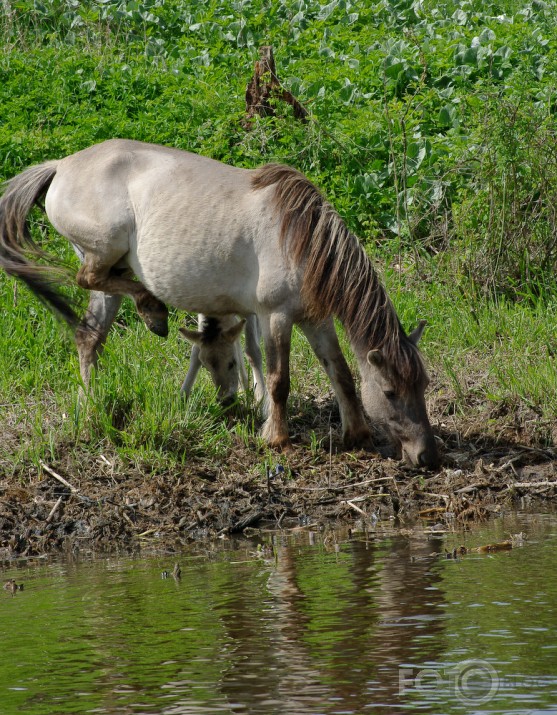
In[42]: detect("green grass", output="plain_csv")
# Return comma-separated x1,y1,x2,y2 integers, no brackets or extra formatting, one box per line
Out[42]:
3,269,556,474
384,266,557,443
1,0,557,473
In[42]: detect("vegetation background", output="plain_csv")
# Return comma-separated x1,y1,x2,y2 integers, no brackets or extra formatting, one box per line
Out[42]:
1,0,557,478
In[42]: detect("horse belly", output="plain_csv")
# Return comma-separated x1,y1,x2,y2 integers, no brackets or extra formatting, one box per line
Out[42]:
129,231,258,315
127,179,266,314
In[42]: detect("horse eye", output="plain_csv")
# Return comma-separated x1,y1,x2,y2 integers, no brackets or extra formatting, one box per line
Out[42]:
228,360,236,371
384,390,396,401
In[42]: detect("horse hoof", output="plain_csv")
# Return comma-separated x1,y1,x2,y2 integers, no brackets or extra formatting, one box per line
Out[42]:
144,315,169,337
269,437,292,452
136,294,169,337
139,307,169,337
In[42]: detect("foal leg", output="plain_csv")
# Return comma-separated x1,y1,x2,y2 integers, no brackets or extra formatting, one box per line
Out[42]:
181,314,205,396
235,339,250,393
76,255,169,337
181,344,201,397
181,313,207,397
244,314,267,408
259,312,292,449
299,318,372,449
76,291,122,386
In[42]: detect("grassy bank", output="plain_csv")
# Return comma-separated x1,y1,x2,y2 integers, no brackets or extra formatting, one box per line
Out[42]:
1,0,557,484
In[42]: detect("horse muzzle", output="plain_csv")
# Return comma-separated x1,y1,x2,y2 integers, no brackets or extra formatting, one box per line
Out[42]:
403,434,440,470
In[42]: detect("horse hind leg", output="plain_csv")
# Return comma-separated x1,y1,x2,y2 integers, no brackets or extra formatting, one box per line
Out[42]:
77,291,123,386
76,256,169,337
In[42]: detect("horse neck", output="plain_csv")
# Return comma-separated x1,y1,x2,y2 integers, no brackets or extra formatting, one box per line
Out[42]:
326,236,404,357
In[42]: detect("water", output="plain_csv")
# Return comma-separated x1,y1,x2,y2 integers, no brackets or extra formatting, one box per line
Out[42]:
1,512,557,715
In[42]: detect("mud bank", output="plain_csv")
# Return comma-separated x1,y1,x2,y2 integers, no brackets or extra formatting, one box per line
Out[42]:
1,415,556,558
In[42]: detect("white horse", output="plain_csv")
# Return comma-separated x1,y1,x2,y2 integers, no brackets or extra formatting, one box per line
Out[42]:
0,139,438,467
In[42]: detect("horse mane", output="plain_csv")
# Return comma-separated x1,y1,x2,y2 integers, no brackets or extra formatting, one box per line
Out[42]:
199,316,223,344
251,163,425,387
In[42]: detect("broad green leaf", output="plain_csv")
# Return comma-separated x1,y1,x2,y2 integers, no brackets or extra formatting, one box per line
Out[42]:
452,8,467,25
317,0,338,20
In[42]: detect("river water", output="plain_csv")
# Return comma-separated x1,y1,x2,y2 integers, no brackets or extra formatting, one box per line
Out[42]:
1,511,556,715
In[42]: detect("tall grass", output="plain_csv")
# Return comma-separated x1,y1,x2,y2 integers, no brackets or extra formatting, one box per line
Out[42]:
1,0,557,472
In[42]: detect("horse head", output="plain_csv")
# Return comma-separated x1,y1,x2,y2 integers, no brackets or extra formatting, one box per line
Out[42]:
180,318,246,406
359,321,439,469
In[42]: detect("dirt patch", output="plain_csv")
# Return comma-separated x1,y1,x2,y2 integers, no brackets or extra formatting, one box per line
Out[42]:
1,396,556,558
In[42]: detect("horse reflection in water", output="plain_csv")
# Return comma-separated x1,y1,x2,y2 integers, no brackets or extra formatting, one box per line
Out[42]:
213,535,447,712
0,139,438,466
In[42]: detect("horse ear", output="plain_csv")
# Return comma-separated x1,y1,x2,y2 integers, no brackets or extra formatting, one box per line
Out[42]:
179,327,203,345
367,349,384,368
408,319,427,345
223,319,246,344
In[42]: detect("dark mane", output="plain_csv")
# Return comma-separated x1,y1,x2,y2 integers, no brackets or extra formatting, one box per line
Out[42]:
199,316,222,344
251,163,425,387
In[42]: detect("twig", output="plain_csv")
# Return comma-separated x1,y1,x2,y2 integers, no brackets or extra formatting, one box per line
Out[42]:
138,528,158,538
281,475,395,492
414,490,450,502
138,526,173,538
455,482,493,494
506,480,557,490
39,461,79,493
46,497,63,524
418,506,446,517
122,511,135,527
343,500,367,517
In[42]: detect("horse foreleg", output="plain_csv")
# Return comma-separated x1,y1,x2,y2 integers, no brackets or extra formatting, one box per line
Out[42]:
300,318,372,449
76,257,169,337
76,291,122,386
244,314,267,408
260,312,292,449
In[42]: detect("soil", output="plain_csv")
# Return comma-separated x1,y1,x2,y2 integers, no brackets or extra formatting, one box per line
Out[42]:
1,390,556,559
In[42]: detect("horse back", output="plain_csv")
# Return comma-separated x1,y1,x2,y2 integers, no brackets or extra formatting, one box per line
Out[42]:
44,139,299,314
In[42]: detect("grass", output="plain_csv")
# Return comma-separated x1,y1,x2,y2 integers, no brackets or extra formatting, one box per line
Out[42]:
2,269,556,476
1,0,557,478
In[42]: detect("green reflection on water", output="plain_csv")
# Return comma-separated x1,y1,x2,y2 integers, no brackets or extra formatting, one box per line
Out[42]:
1,513,556,715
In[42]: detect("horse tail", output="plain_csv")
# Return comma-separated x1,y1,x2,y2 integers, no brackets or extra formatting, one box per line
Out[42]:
0,162,80,328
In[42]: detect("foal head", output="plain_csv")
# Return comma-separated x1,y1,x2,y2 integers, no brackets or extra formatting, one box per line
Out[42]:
180,318,246,406
359,321,439,469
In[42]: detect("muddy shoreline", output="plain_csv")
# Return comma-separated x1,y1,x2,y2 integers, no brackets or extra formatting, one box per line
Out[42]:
1,411,556,558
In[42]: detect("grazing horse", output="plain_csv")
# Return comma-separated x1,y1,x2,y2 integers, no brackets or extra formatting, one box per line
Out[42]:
0,139,439,467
